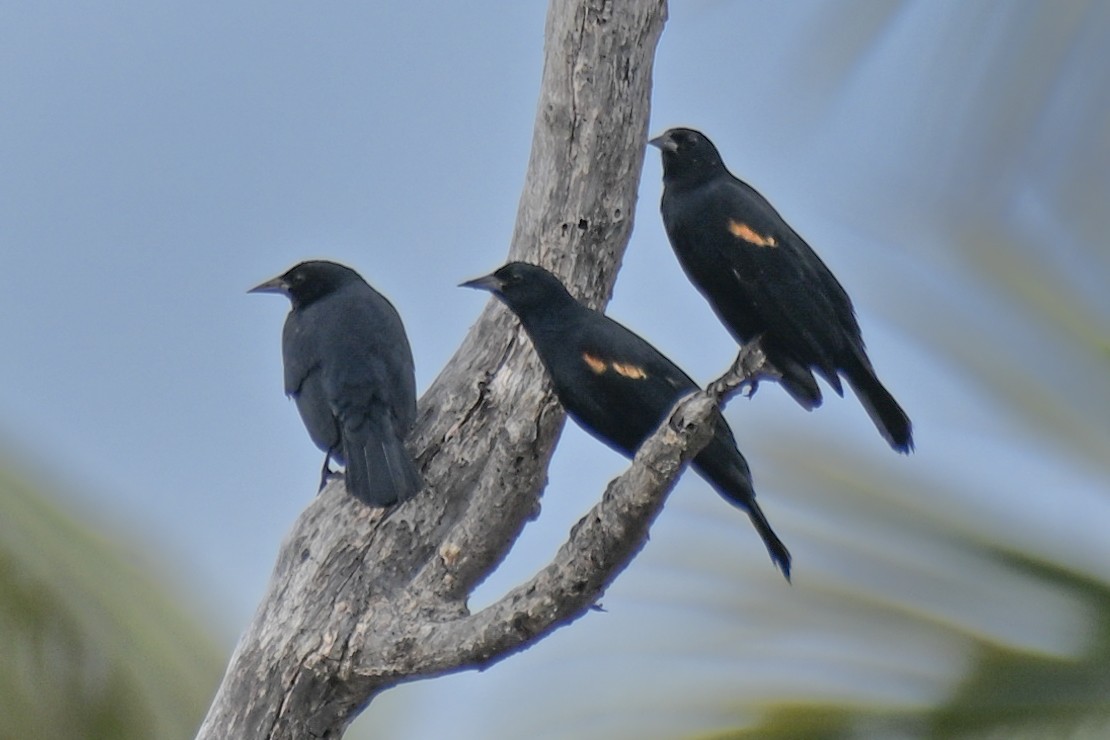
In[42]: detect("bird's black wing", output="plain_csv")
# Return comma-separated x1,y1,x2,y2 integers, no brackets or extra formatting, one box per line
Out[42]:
667,175,860,392
314,284,421,504
546,312,699,456
573,313,792,579
321,285,418,431
282,314,319,398
282,314,340,454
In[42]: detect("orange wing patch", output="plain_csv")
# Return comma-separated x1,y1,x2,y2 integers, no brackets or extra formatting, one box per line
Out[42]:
582,353,648,379
582,352,608,374
611,362,648,379
728,219,777,247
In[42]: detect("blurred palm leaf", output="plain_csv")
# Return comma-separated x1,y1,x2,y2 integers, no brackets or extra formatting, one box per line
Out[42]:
0,458,223,739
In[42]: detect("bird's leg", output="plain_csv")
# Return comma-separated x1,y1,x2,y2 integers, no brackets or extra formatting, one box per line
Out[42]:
738,337,766,398
708,335,777,401
318,448,339,492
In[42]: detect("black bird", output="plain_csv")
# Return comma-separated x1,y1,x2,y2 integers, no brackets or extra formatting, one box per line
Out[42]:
250,260,422,506
650,127,913,453
462,262,791,579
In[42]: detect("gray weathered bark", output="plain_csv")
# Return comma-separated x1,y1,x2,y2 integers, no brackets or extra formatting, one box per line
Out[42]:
197,0,676,736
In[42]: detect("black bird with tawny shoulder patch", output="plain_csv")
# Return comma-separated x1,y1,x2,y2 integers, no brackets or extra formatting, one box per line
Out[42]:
650,127,913,453
462,261,791,580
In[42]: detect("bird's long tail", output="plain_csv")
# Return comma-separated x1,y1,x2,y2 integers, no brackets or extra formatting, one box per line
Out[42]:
693,435,792,581
342,412,423,506
746,500,792,582
843,353,914,453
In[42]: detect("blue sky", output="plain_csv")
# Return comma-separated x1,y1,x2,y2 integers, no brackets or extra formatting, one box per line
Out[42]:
3,2,1107,737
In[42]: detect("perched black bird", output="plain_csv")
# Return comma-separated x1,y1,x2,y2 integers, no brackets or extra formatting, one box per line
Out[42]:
250,260,422,506
650,127,913,453
462,262,791,579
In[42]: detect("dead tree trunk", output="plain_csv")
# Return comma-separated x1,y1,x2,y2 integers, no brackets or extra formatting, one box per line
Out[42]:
197,0,677,736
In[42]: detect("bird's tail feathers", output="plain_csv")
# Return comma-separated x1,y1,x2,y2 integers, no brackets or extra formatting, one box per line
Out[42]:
693,445,792,581
843,353,914,453
343,413,423,506
746,501,792,582
774,355,823,411
814,363,844,397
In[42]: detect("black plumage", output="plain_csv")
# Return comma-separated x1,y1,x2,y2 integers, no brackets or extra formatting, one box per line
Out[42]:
250,260,422,506
650,127,913,453
462,261,790,579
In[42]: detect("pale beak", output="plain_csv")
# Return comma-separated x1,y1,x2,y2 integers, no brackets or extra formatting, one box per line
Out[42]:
248,276,287,295
648,133,676,152
459,273,503,293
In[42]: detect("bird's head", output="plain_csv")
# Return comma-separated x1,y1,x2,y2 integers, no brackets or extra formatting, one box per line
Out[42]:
649,127,726,185
249,260,363,309
460,261,577,320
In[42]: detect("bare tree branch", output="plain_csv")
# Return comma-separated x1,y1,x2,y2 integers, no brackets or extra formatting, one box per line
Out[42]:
400,343,771,677
197,1,671,737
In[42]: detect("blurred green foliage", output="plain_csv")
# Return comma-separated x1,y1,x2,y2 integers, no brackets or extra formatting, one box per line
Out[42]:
0,462,223,739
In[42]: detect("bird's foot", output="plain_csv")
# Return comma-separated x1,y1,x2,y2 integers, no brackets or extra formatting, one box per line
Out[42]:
735,336,771,378
708,336,772,400
318,451,339,492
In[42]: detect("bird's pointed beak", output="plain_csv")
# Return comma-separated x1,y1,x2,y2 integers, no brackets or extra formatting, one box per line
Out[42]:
459,273,502,293
648,133,676,152
248,276,287,295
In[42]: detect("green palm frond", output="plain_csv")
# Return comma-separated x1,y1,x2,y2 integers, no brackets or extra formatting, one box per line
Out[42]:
0,461,223,740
